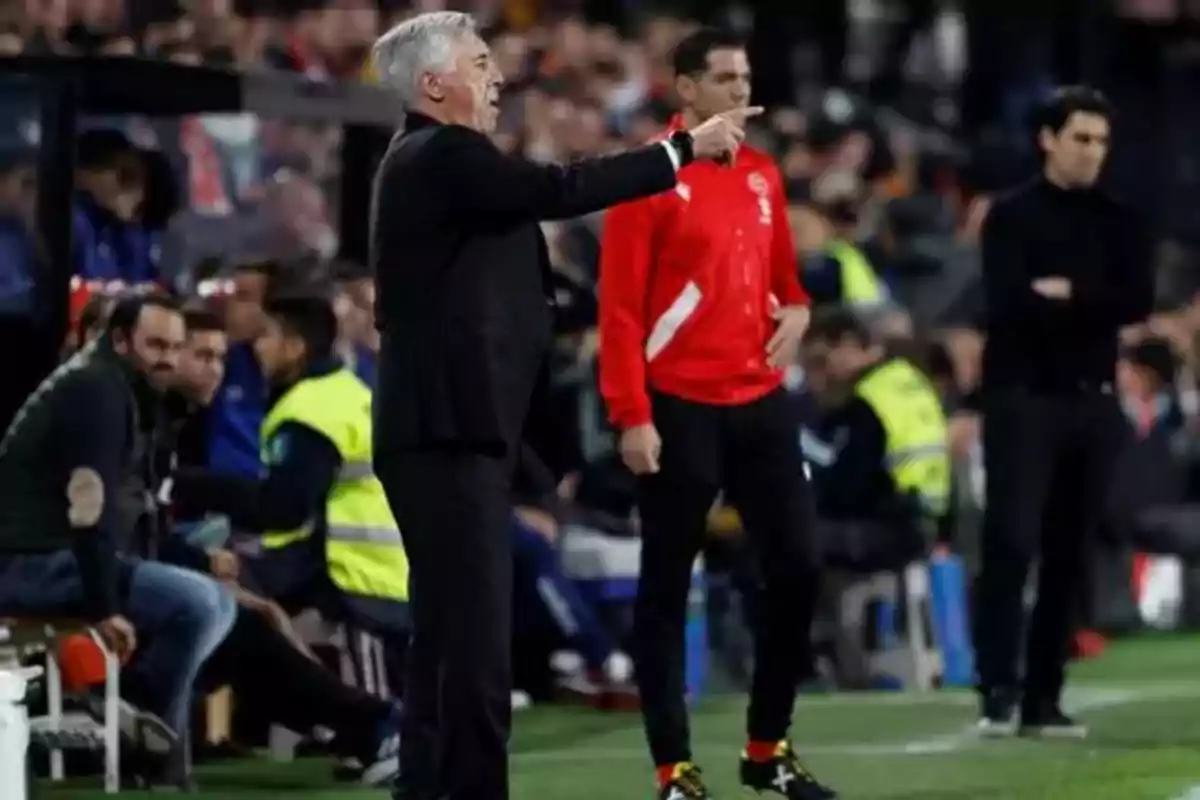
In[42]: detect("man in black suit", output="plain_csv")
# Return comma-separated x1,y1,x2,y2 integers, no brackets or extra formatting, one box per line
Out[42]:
367,11,759,800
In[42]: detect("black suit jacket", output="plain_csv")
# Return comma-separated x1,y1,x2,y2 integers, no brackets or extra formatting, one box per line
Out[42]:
369,112,677,457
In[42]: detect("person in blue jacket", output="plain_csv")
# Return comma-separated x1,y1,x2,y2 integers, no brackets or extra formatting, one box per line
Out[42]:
205,260,275,478
73,129,160,285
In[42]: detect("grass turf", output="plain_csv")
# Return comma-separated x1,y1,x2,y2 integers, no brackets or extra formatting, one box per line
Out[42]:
44,634,1200,799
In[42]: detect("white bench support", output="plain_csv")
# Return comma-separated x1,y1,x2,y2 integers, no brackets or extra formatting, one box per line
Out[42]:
837,562,942,691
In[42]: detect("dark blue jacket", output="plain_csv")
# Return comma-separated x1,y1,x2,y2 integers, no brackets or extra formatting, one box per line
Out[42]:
347,343,377,387
0,215,35,316
803,252,843,306
206,342,268,478
72,195,159,284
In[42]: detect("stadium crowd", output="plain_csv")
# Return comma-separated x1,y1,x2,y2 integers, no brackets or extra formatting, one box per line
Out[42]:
4,0,1200,793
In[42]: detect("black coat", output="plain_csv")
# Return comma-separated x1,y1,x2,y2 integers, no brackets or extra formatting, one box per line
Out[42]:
369,112,677,457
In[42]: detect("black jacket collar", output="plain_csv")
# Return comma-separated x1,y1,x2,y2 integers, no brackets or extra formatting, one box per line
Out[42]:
404,111,442,132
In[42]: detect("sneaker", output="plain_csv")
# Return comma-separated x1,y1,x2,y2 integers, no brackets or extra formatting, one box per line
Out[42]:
740,741,837,798
360,731,400,786
554,651,638,708
77,693,178,755
975,687,1018,738
333,757,364,782
658,762,713,799
549,650,586,675
603,652,634,685
359,705,402,787
1019,705,1088,739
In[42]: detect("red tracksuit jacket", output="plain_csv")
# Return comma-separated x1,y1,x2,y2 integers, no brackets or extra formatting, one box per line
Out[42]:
598,120,809,430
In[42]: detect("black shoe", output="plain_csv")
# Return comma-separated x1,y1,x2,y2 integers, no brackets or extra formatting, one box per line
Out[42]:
1019,704,1088,739
740,741,837,798
658,762,713,799
975,687,1018,738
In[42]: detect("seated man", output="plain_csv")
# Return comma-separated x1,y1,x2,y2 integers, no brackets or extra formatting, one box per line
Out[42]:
799,306,950,571
0,296,237,743
171,294,410,656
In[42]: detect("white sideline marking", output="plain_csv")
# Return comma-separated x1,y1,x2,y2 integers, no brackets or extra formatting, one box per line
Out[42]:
513,684,1200,765
1171,787,1200,800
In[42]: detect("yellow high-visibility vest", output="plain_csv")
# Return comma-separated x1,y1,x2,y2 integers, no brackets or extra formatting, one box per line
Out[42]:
854,358,950,517
826,238,887,308
260,369,408,602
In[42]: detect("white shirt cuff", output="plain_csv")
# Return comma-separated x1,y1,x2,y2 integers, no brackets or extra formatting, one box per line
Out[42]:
660,141,681,171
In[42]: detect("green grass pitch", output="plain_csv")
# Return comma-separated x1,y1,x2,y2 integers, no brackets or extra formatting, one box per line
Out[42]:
45,634,1200,799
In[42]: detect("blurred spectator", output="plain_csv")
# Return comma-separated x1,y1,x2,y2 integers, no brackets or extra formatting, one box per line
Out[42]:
0,149,34,316
73,128,160,284
800,169,892,314
800,306,949,570
332,261,377,385
1118,338,1183,438
204,259,272,478
168,306,229,472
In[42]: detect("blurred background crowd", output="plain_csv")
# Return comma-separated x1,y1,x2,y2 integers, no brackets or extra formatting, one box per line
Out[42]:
7,0,1200,778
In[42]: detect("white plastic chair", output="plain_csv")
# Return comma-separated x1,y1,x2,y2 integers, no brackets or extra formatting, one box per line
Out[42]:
2,621,121,793
837,562,942,691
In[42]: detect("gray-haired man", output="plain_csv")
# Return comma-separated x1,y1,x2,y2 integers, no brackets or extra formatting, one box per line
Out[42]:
367,11,761,800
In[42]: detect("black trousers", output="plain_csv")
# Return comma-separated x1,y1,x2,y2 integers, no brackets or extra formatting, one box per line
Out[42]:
377,450,514,800
974,388,1127,706
636,389,820,766
197,607,390,757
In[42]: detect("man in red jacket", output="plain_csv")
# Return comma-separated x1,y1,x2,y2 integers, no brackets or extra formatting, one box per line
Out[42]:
599,28,836,800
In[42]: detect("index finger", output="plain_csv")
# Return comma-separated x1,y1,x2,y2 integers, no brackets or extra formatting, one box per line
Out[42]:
727,106,765,121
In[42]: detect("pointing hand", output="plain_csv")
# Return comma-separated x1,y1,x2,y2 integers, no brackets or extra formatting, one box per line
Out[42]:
689,107,765,162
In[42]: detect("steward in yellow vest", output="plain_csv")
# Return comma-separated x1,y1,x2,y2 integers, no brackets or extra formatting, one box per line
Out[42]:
800,307,949,567
797,170,889,310
825,237,888,310
173,295,409,626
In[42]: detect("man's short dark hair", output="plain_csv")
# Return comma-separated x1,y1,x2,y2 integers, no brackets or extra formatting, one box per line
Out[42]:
672,27,745,76
182,308,224,335
106,294,183,338
264,294,337,362
1032,85,1114,136
803,305,872,347
1122,338,1176,387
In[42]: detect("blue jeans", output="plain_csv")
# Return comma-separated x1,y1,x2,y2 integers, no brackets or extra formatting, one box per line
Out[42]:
511,517,615,670
0,551,237,734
